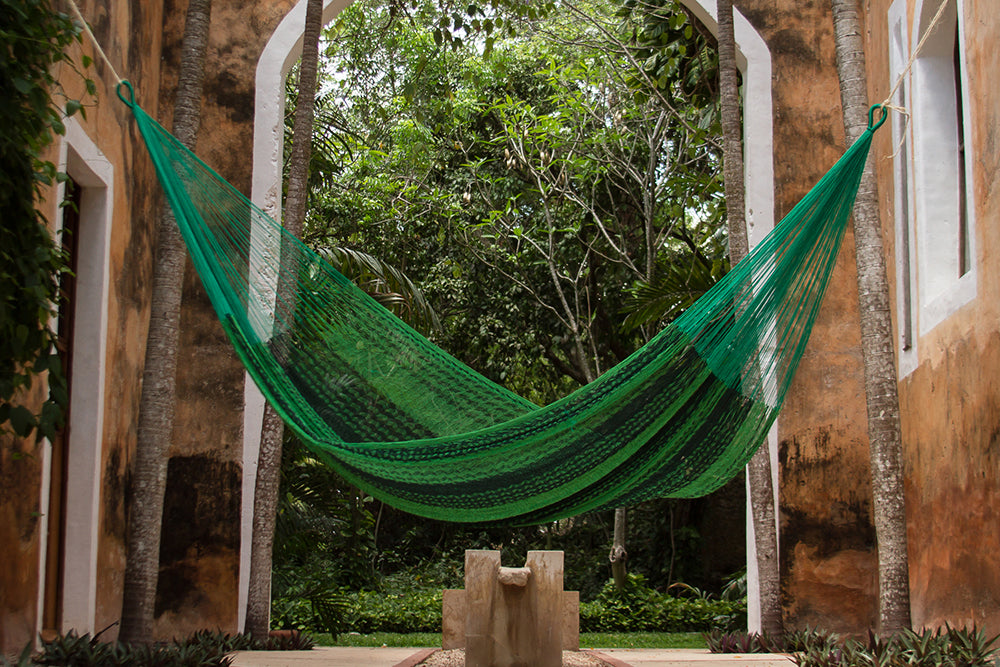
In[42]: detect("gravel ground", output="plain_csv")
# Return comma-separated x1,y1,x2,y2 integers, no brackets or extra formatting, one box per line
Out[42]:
417,648,613,666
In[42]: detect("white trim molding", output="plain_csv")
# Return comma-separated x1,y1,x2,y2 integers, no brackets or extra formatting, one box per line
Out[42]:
36,117,113,637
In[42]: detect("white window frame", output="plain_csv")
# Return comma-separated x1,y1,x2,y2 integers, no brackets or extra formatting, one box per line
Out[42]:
889,0,918,377
908,0,976,344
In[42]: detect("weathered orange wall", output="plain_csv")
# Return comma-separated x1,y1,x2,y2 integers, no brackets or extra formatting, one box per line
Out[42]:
865,0,1000,635
736,0,878,633
1,0,167,651
151,0,296,639
1,0,299,651
0,387,50,651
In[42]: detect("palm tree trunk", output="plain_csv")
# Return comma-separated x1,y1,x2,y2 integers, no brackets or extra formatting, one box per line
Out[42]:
717,0,783,638
119,0,212,644
830,0,911,635
244,0,324,639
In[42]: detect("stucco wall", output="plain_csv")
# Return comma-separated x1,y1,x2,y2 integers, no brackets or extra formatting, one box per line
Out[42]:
151,0,296,639
866,0,1000,634
0,0,166,651
1,0,300,651
735,0,878,633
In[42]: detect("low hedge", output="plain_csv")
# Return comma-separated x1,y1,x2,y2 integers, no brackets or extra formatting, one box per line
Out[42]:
273,574,744,635
579,576,745,633
341,588,443,634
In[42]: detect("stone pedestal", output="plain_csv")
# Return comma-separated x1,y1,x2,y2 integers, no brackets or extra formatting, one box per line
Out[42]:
442,550,579,667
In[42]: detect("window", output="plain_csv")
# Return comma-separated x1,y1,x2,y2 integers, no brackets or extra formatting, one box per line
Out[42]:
890,0,976,378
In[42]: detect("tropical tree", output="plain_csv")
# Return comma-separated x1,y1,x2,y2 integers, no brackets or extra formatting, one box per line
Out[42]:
716,0,782,637
830,0,911,634
119,0,212,644
282,0,734,604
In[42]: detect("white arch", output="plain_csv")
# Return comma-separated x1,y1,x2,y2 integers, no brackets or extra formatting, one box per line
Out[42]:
240,0,353,627
242,0,775,629
677,0,775,634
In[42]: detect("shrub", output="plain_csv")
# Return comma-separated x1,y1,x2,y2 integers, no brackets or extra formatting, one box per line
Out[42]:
579,574,746,633
342,588,443,634
31,630,233,666
785,625,999,667
704,629,784,653
22,629,315,666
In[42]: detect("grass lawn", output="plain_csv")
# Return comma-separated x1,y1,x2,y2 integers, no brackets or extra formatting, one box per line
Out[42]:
314,632,706,649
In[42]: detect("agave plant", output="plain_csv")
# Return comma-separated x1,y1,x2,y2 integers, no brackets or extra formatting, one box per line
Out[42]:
704,629,784,654
943,624,999,667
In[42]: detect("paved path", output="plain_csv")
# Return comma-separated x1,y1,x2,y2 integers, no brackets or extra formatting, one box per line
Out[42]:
230,647,796,667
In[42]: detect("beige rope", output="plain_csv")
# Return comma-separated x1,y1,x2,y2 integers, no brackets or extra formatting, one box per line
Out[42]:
878,0,954,158
65,0,125,84
880,0,952,109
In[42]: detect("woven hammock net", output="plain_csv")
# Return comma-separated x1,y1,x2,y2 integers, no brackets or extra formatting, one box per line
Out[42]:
120,83,885,524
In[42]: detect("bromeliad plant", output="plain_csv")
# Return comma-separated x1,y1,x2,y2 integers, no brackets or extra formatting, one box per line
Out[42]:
3,629,315,666
709,624,1000,667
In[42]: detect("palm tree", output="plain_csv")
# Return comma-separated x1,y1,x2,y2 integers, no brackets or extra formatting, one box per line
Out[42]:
830,0,911,634
119,0,212,644
717,0,783,638
244,0,325,639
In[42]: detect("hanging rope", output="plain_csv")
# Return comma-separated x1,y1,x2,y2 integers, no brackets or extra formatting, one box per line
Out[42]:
65,0,125,85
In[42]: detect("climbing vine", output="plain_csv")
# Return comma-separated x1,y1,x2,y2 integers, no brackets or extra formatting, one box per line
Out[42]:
0,0,93,440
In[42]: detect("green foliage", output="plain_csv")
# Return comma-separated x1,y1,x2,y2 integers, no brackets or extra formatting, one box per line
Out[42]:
779,625,1000,667
704,629,784,654
580,574,745,633
301,0,726,402
315,631,442,647
311,630,707,648
0,0,93,440
22,630,314,666
32,630,231,666
581,632,706,649
617,0,721,108
341,588,444,634
268,0,738,629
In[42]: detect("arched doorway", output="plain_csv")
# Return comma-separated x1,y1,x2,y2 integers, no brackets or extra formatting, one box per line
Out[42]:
240,0,775,631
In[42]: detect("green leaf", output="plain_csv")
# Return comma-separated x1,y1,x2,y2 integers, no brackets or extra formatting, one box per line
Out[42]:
8,405,36,437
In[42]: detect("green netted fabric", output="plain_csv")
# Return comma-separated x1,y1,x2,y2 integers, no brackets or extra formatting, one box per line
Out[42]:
119,82,886,523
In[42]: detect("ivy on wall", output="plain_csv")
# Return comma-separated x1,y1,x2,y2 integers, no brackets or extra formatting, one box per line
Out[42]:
0,0,93,440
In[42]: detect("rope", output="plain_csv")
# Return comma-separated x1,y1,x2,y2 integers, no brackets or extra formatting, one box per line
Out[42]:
880,0,952,108
65,0,125,85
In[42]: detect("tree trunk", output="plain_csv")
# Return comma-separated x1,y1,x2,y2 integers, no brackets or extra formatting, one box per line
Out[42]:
830,0,911,635
610,507,628,589
717,0,783,638
718,0,747,265
244,0,324,639
119,0,212,644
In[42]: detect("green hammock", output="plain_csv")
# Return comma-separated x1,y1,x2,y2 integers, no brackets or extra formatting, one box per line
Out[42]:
118,82,886,524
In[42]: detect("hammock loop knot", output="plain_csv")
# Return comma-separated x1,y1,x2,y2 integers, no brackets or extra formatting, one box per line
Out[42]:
867,103,888,132
117,80,136,108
